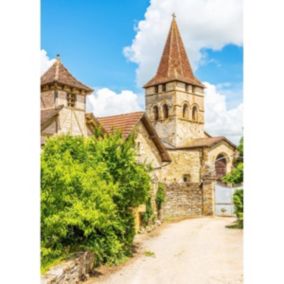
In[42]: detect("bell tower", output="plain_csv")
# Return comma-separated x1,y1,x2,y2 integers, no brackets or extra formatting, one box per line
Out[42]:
41,55,93,137
144,15,206,147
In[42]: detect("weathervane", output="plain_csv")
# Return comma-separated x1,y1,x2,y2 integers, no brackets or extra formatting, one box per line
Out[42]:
172,12,176,19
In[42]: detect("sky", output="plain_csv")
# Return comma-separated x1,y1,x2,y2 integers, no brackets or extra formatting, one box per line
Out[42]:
41,0,243,143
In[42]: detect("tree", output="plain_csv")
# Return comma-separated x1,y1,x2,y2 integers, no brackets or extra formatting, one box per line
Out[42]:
223,137,243,185
41,133,151,270
223,137,244,228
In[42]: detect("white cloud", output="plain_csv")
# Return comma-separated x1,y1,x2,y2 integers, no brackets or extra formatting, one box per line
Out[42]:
124,0,243,87
40,50,242,143
204,82,243,144
41,49,55,75
86,88,143,117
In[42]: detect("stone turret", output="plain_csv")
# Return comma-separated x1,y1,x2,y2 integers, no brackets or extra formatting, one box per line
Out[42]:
144,15,206,147
41,55,93,137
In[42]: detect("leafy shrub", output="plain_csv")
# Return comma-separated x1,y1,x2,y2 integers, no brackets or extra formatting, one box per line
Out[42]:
155,183,166,218
223,162,243,185
223,137,243,185
142,198,155,225
41,133,151,270
233,189,244,228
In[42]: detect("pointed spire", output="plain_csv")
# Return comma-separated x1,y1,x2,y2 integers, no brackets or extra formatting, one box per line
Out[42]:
41,56,93,93
144,16,204,88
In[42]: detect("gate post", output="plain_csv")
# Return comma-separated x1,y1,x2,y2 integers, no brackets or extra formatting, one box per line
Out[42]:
202,177,216,216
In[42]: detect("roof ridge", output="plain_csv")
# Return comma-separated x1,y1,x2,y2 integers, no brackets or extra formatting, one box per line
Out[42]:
97,111,145,119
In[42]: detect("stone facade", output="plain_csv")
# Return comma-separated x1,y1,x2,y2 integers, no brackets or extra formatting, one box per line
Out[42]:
145,81,205,147
144,16,237,219
162,182,202,219
41,252,95,284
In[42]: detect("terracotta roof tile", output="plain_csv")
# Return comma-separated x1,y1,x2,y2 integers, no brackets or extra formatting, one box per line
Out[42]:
97,112,171,162
41,58,93,93
144,17,204,88
97,112,144,138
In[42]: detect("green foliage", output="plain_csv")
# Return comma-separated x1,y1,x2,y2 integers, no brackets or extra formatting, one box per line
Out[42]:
233,189,244,228
223,137,244,185
41,133,151,270
223,162,243,185
144,250,155,257
142,198,155,225
155,183,166,217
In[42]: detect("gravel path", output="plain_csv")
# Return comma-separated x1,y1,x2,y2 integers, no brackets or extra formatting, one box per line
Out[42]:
88,217,243,284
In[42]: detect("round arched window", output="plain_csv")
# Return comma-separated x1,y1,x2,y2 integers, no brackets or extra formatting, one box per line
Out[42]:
192,106,198,121
183,104,189,118
215,154,227,178
163,104,169,119
153,106,159,121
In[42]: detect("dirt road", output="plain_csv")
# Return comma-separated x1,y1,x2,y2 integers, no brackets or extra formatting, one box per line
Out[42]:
89,217,243,284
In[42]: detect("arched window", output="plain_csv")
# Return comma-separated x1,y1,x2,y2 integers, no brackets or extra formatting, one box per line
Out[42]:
153,106,159,121
215,154,227,178
183,104,189,118
192,106,198,122
163,104,169,119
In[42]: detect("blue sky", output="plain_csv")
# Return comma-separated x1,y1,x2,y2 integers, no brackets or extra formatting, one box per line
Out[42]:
41,0,150,92
41,0,243,142
41,0,243,107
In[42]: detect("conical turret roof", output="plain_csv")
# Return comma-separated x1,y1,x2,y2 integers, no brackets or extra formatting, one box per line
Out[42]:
41,56,93,93
144,16,204,88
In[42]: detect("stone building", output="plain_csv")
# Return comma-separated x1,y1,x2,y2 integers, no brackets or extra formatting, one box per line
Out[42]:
143,16,236,218
40,60,171,231
40,15,236,224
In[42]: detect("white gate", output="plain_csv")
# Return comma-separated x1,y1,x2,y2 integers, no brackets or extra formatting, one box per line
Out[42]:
214,182,239,217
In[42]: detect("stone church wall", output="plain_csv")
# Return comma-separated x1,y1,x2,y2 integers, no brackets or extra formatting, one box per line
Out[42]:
162,182,203,218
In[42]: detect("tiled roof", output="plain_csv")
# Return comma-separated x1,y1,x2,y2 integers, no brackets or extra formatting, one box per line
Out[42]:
174,136,236,150
41,58,93,93
97,112,145,138
41,105,63,130
144,17,204,88
97,112,171,162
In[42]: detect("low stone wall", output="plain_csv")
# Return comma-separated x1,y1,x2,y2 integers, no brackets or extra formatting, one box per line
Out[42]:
162,183,203,219
41,251,95,284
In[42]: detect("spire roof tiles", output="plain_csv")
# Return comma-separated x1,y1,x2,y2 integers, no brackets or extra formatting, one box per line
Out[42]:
41,57,93,93
144,16,204,88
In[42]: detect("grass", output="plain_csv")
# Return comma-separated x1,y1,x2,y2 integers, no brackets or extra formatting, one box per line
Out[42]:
144,250,155,257
226,220,243,229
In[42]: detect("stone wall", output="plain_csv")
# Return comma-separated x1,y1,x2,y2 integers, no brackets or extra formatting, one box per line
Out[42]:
162,183,203,219
41,251,95,284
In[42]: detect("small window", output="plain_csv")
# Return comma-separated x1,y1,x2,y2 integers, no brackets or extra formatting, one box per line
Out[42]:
183,174,191,183
183,104,189,118
192,106,198,122
186,84,189,92
163,104,169,119
154,85,159,94
67,93,76,107
162,84,166,92
153,106,159,121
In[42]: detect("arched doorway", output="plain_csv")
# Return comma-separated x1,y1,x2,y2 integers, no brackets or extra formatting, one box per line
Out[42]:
215,154,227,179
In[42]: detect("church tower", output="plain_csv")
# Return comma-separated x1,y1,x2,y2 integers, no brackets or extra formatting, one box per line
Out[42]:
41,55,93,137
144,15,206,147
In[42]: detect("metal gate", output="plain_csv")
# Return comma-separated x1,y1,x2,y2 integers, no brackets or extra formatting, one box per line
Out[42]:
214,182,238,217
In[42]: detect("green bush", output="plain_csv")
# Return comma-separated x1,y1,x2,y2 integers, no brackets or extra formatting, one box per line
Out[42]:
233,189,244,228
142,197,155,226
155,183,166,218
41,133,151,270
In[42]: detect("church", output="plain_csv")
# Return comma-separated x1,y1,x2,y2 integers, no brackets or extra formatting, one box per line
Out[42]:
41,16,236,222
